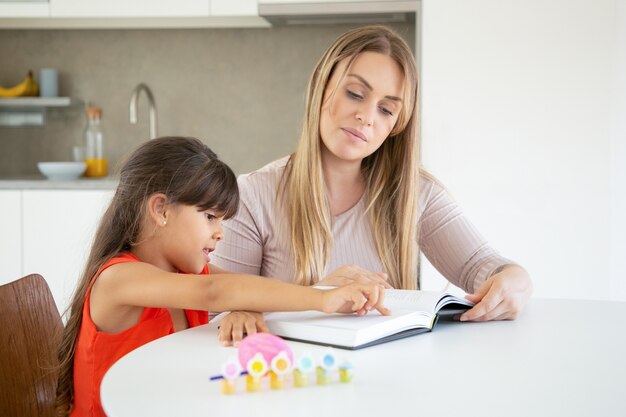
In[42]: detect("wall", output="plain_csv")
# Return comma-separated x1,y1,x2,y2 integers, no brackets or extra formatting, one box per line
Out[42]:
0,23,415,176
420,0,625,300
610,0,626,300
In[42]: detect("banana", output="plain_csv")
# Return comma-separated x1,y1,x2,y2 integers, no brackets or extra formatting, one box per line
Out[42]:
0,71,39,98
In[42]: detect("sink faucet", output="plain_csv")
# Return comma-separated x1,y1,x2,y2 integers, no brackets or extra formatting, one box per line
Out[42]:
129,83,158,139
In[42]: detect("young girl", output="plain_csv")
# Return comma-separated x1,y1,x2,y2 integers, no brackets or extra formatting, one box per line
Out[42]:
213,25,533,345
55,136,388,417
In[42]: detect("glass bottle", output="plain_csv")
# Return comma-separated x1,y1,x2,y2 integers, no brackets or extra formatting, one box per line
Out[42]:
83,106,108,177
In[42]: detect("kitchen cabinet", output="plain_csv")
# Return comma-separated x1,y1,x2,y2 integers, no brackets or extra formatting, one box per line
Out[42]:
259,0,412,4
0,2,49,18
258,0,418,25
211,0,258,16
50,0,210,18
0,191,22,283
0,188,113,316
50,0,262,18
1,0,269,28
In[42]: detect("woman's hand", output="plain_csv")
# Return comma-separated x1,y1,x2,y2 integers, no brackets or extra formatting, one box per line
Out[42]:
461,265,532,321
217,311,269,347
317,264,393,289
321,282,391,316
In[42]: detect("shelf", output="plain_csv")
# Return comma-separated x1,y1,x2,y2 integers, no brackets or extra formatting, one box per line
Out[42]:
0,97,83,127
0,97,82,108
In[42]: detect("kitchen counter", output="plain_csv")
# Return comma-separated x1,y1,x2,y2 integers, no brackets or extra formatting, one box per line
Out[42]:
0,176,118,190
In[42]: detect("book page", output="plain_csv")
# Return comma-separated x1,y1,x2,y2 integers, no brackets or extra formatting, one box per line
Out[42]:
266,309,425,330
384,290,473,313
384,290,445,312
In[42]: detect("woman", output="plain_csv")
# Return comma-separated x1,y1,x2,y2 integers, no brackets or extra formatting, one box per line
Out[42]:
212,25,532,345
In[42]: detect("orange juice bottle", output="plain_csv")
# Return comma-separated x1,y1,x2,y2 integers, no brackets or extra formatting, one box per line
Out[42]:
83,106,108,177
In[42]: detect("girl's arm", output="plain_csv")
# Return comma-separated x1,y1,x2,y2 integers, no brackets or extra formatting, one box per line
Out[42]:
90,261,388,333
214,263,392,346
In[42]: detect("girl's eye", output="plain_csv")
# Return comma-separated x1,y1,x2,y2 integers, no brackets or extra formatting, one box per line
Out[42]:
347,90,363,100
205,213,216,221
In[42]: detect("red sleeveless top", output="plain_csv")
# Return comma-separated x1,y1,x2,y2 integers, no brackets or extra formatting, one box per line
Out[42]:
70,252,209,417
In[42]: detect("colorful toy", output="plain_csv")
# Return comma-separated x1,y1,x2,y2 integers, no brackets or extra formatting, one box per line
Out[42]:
338,361,354,383
210,333,353,394
316,349,337,385
219,357,241,394
294,351,315,387
245,352,267,392
238,333,294,366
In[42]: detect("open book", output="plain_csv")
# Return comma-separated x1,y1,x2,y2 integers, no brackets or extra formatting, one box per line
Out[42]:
264,290,474,350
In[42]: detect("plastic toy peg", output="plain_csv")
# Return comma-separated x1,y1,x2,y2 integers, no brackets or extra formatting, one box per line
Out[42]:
339,362,354,383
246,374,262,392
220,379,236,395
268,371,283,390
319,349,338,372
219,357,242,395
271,351,292,375
296,351,315,373
293,369,308,388
246,352,268,378
316,366,331,386
221,357,242,380
245,353,268,392
269,350,292,390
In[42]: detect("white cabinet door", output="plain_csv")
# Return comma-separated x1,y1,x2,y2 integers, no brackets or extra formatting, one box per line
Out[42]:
22,190,113,316
0,2,49,17
50,0,210,18
258,0,411,4
0,190,23,284
211,0,257,16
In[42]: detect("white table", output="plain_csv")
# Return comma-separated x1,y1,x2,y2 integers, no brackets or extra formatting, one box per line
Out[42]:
101,299,626,417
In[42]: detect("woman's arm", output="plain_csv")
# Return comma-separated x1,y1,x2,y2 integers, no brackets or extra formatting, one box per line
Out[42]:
461,265,532,321
418,175,532,320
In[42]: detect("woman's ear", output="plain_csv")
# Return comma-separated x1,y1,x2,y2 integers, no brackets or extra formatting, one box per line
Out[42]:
147,193,169,226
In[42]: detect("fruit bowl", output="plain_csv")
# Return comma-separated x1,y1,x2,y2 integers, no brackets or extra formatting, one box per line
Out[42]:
37,162,87,180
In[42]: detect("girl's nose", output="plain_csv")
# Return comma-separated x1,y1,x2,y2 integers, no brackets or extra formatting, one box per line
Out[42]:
213,225,224,241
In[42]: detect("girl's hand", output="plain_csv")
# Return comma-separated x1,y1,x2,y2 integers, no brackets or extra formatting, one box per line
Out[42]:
218,311,269,347
317,264,393,289
461,265,532,321
321,283,391,316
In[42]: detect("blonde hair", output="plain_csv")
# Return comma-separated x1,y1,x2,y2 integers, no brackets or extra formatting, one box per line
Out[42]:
283,25,420,289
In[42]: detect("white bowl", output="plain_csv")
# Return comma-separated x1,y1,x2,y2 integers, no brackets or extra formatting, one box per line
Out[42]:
37,161,87,180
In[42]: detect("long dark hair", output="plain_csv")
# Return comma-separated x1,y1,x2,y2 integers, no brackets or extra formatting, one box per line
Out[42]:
55,136,239,416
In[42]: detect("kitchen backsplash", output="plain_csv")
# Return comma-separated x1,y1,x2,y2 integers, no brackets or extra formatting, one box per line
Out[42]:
0,24,414,177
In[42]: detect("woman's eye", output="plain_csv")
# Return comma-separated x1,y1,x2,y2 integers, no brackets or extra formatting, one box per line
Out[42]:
379,106,393,116
347,90,363,100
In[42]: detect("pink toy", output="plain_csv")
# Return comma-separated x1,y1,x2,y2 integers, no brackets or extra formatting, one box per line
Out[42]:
238,333,294,368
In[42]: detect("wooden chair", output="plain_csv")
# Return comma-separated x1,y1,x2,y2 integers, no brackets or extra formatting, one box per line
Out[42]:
0,274,63,417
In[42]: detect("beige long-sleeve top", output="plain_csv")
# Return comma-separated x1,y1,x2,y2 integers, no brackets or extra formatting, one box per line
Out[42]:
212,157,513,293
